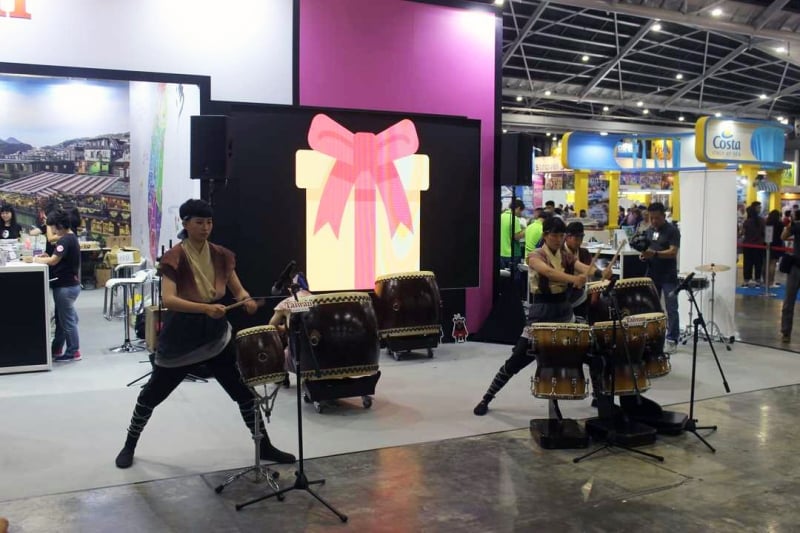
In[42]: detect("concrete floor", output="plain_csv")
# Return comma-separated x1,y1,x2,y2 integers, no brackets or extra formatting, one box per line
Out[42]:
2,288,800,532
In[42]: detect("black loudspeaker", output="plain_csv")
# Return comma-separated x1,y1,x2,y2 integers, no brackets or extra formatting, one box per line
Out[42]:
190,115,231,180
500,133,534,186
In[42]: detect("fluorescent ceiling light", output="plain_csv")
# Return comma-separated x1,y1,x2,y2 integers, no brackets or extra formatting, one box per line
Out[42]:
711,8,722,17
581,55,589,62
600,132,608,136
643,109,650,115
678,116,685,122
515,95,523,102
603,106,609,111
714,112,721,117
675,73,683,80
652,23,662,31
759,94,768,100
636,101,644,107
776,46,787,53
544,90,552,96
494,0,504,5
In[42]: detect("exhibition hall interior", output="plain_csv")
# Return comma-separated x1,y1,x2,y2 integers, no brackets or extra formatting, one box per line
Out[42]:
2,0,800,531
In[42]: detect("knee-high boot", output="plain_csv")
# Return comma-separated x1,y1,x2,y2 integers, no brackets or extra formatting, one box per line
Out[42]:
115,401,154,468
473,337,532,415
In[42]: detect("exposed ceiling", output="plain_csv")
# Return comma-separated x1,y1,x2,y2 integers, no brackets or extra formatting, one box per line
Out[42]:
499,0,800,135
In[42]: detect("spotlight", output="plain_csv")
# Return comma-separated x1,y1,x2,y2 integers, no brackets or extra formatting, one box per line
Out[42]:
643,109,650,115
711,8,722,17
678,116,685,122
545,90,552,96
652,23,662,32
581,55,589,62
714,112,721,117
516,95,523,102
603,106,609,112
760,94,768,100
637,101,644,107
676,73,683,80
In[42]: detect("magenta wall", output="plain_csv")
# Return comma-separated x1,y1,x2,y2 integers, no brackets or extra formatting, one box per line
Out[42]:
299,0,497,331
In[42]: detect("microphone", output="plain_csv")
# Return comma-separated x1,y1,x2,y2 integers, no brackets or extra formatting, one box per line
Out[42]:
271,260,297,296
668,272,694,299
602,277,617,296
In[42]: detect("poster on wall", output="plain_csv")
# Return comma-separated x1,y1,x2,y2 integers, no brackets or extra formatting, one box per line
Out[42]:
587,172,609,226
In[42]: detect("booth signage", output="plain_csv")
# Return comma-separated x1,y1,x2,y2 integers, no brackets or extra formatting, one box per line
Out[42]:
0,0,31,19
695,117,786,165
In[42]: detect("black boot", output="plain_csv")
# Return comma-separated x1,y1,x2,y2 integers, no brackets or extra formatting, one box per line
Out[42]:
259,434,296,464
115,445,136,468
473,395,493,416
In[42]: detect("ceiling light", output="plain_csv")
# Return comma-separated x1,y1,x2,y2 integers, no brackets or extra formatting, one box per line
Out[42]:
515,95,523,102
494,0,504,5
676,73,683,80
714,112,721,117
502,128,508,133
545,132,551,136
781,118,789,125
678,115,685,121
652,23,662,32
777,116,784,121
643,109,650,115
581,55,589,62
759,94,768,100
711,8,722,17
600,132,608,136
636,101,644,107
544,90,552,96
776,46,787,53
603,106,609,112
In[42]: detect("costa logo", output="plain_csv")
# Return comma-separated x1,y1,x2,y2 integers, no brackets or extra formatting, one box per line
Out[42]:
0,0,31,19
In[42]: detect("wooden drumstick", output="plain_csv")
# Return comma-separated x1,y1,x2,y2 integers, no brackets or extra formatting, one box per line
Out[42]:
223,296,269,312
605,239,628,270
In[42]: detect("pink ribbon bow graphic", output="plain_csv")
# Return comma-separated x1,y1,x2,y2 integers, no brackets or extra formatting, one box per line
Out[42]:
308,114,419,289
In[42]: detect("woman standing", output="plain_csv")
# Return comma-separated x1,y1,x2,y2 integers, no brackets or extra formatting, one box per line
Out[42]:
0,204,22,240
31,209,81,361
741,206,766,287
766,209,784,287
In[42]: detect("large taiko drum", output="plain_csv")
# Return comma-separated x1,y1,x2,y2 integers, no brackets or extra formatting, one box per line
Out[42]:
587,277,661,324
592,318,650,395
374,271,442,339
294,292,380,380
528,323,592,400
235,325,287,386
635,312,670,378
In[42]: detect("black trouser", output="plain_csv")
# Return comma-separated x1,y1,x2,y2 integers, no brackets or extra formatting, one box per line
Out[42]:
743,247,764,282
123,338,260,448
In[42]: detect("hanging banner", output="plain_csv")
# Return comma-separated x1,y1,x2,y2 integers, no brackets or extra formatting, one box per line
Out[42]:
695,117,787,165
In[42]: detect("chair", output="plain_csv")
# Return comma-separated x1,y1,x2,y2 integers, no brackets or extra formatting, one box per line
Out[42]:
106,269,149,353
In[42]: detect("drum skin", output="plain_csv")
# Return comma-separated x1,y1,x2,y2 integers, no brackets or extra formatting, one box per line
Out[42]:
587,277,661,324
294,292,380,377
235,325,287,386
529,323,591,400
374,271,441,337
592,319,649,395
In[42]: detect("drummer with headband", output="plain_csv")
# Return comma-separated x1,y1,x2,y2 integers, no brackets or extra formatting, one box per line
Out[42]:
474,217,595,416
114,199,295,469
564,221,613,320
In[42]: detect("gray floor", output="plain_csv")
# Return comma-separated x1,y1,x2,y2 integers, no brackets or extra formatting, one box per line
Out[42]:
1,286,800,532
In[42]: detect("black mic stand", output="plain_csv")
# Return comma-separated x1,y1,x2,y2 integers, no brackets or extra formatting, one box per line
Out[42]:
236,283,348,522
681,283,731,452
575,283,663,463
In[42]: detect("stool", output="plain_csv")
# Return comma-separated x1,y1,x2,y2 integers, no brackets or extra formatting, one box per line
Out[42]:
107,270,149,353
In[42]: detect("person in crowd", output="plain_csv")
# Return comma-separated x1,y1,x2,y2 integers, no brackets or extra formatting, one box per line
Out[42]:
563,221,613,320
624,206,642,229
553,207,564,220
741,205,766,288
30,209,81,361
29,200,58,255
524,209,548,256
0,204,22,240
765,209,784,288
579,209,587,218
639,202,681,353
269,272,313,385
474,217,594,416
780,212,800,342
544,200,556,214
114,199,295,469
617,206,626,227
499,199,526,270
783,210,793,227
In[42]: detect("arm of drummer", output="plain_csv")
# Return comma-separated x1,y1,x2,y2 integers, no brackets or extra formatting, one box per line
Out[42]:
161,275,226,318
227,271,257,315
529,253,587,288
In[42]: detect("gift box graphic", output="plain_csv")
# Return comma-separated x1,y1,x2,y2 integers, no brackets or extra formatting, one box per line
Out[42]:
296,114,430,291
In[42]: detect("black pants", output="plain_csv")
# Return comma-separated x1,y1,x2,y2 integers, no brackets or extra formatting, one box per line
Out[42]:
743,247,764,282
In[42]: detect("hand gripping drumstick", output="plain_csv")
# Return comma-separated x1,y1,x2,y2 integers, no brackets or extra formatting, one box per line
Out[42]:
223,296,270,312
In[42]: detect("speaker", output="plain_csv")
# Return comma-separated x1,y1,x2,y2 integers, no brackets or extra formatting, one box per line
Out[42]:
500,133,534,185
190,115,231,180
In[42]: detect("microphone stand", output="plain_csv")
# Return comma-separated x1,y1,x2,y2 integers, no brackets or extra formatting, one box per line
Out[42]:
681,283,731,452
575,282,663,463
236,282,348,522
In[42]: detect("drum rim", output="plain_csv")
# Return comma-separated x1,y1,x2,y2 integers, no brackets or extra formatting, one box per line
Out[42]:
237,325,278,337
615,277,655,286
528,322,592,329
592,319,647,329
375,270,436,282
305,291,373,304
628,312,667,320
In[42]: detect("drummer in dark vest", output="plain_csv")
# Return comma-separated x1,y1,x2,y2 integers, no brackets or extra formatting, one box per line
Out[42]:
564,221,613,321
114,199,295,469
474,217,596,415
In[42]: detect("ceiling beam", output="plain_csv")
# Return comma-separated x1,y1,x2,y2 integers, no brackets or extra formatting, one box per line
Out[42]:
502,1,550,68
741,79,800,111
578,20,656,100
661,42,749,108
502,113,692,135
752,0,790,32
548,0,800,45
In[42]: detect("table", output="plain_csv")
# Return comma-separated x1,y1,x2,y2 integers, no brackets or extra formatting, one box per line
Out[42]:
0,262,51,373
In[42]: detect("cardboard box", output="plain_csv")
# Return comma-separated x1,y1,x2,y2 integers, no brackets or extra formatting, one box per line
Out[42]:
105,248,142,266
105,235,131,249
95,266,112,288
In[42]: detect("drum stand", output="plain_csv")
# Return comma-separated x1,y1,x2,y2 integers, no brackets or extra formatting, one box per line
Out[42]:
236,286,348,522
678,285,731,453
703,271,733,351
575,286,663,464
215,384,282,496
530,398,588,449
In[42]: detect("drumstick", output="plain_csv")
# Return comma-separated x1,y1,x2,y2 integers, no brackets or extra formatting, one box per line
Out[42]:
223,296,269,312
606,239,628,270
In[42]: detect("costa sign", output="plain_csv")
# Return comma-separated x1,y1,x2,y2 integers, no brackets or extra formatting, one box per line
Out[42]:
695,117,787,165
1,0,31,19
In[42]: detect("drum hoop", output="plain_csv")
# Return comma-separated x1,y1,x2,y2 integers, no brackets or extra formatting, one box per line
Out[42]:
615,277,654,288
375,270,436,282
587,280,609,293
631,312,666,321
306,292,373,306
300,363,380,380
237,325,278,338
529,322,591,330
379,325,441,338
593,319,646,330
242,371,287,386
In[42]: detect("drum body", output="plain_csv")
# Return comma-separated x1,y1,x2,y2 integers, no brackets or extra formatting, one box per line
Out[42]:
529,323,591,400
587,277,661,323
374,271,442,338
636,312,670,377
592,319,649,395
294,292,380,379
236,325,287,386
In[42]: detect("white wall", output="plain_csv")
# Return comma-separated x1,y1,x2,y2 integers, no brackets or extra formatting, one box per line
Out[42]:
678,169,738,338
2,0,293,104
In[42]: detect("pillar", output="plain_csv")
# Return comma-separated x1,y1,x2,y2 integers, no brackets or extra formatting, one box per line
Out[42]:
574,170,589,214
740,164,760,206
607,171,619,229
766,169,782,212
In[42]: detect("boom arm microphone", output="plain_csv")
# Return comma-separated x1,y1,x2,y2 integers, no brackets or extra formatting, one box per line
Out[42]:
271,260,297,296
668,272,694,298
